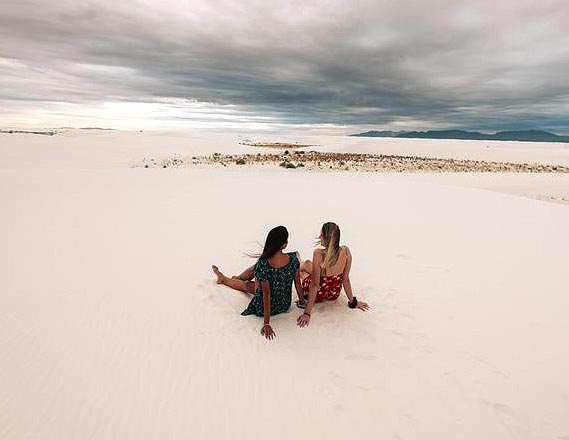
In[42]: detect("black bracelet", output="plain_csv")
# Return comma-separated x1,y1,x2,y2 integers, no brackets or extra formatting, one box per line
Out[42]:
348,297,358,309
303,312,311,317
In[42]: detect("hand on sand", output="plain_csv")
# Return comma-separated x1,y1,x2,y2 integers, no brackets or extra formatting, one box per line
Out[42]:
261,324,275,340
297,313,310,328
357,300,370,311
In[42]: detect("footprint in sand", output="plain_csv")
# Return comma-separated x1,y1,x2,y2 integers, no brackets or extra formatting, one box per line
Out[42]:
492,403,516,418
358,285,379,298
319,383,336,399
414,332,432,353
492,403,532,439
376,287,403,311
472,356,511,381
197,281,239,314
424,265,448,272
319,373,346,403
417,265,449,274
395,253,414,261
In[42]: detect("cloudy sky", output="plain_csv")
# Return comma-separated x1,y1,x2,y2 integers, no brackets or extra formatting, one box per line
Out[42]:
1,0,568,132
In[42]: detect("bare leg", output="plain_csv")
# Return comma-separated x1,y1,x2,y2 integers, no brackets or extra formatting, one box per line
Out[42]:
212,265,256,294
232,264,255,281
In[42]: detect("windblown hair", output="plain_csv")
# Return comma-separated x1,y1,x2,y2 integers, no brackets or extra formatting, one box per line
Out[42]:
256,226,289,260
320,222,341,270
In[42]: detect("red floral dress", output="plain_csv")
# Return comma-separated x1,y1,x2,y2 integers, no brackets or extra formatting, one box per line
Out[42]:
301,273,344,303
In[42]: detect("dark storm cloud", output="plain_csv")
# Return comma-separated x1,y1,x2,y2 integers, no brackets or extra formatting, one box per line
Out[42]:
1,0,568,130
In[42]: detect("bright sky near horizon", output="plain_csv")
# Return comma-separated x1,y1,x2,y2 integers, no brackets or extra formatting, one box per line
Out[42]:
1,0,568,132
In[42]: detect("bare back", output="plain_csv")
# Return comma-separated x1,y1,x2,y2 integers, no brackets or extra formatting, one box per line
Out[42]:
319,246,349,276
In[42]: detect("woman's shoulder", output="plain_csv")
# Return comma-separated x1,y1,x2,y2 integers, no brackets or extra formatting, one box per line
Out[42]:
313,247,325,257
289,251,301,264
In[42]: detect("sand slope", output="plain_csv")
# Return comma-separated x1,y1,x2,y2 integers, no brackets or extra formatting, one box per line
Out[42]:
1,131,569,439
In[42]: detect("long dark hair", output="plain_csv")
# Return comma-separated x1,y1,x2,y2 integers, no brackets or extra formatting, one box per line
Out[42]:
256,226,289,260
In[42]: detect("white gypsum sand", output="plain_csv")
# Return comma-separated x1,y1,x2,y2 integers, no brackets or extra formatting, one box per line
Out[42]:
1,129,569,439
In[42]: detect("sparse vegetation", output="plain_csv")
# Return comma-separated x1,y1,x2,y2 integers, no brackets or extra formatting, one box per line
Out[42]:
239,141,317,149
140,151,569,174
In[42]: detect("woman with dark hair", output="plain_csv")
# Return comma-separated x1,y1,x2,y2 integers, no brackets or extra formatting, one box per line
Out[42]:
296,222,369,328
212,226,302,340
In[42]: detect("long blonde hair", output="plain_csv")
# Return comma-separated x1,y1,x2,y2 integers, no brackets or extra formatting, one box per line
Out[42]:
320,222,341,272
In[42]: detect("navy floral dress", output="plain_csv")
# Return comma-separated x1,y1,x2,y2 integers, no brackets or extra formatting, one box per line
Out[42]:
241,252,300,317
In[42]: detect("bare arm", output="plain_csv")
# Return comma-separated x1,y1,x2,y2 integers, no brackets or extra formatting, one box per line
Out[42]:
342,246,355,302
342,247,369,311
260,280,275,339
293,252,304,302
305,249,322,315
294,269,303,302
297,249,322,327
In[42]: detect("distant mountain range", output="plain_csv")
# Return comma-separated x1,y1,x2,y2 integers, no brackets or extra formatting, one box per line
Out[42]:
351,129,569,143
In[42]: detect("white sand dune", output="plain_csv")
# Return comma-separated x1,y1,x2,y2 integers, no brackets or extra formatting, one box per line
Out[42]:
3,128,569,168
1,130,569,439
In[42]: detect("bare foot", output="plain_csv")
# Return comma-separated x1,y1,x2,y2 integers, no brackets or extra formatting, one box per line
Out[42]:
212,265,226,284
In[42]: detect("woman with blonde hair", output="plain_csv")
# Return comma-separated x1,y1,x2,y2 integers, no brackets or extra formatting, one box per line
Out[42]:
296,222,369,328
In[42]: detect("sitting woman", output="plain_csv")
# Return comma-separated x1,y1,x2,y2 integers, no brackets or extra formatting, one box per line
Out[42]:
212,225,302,340
297,222,369,328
